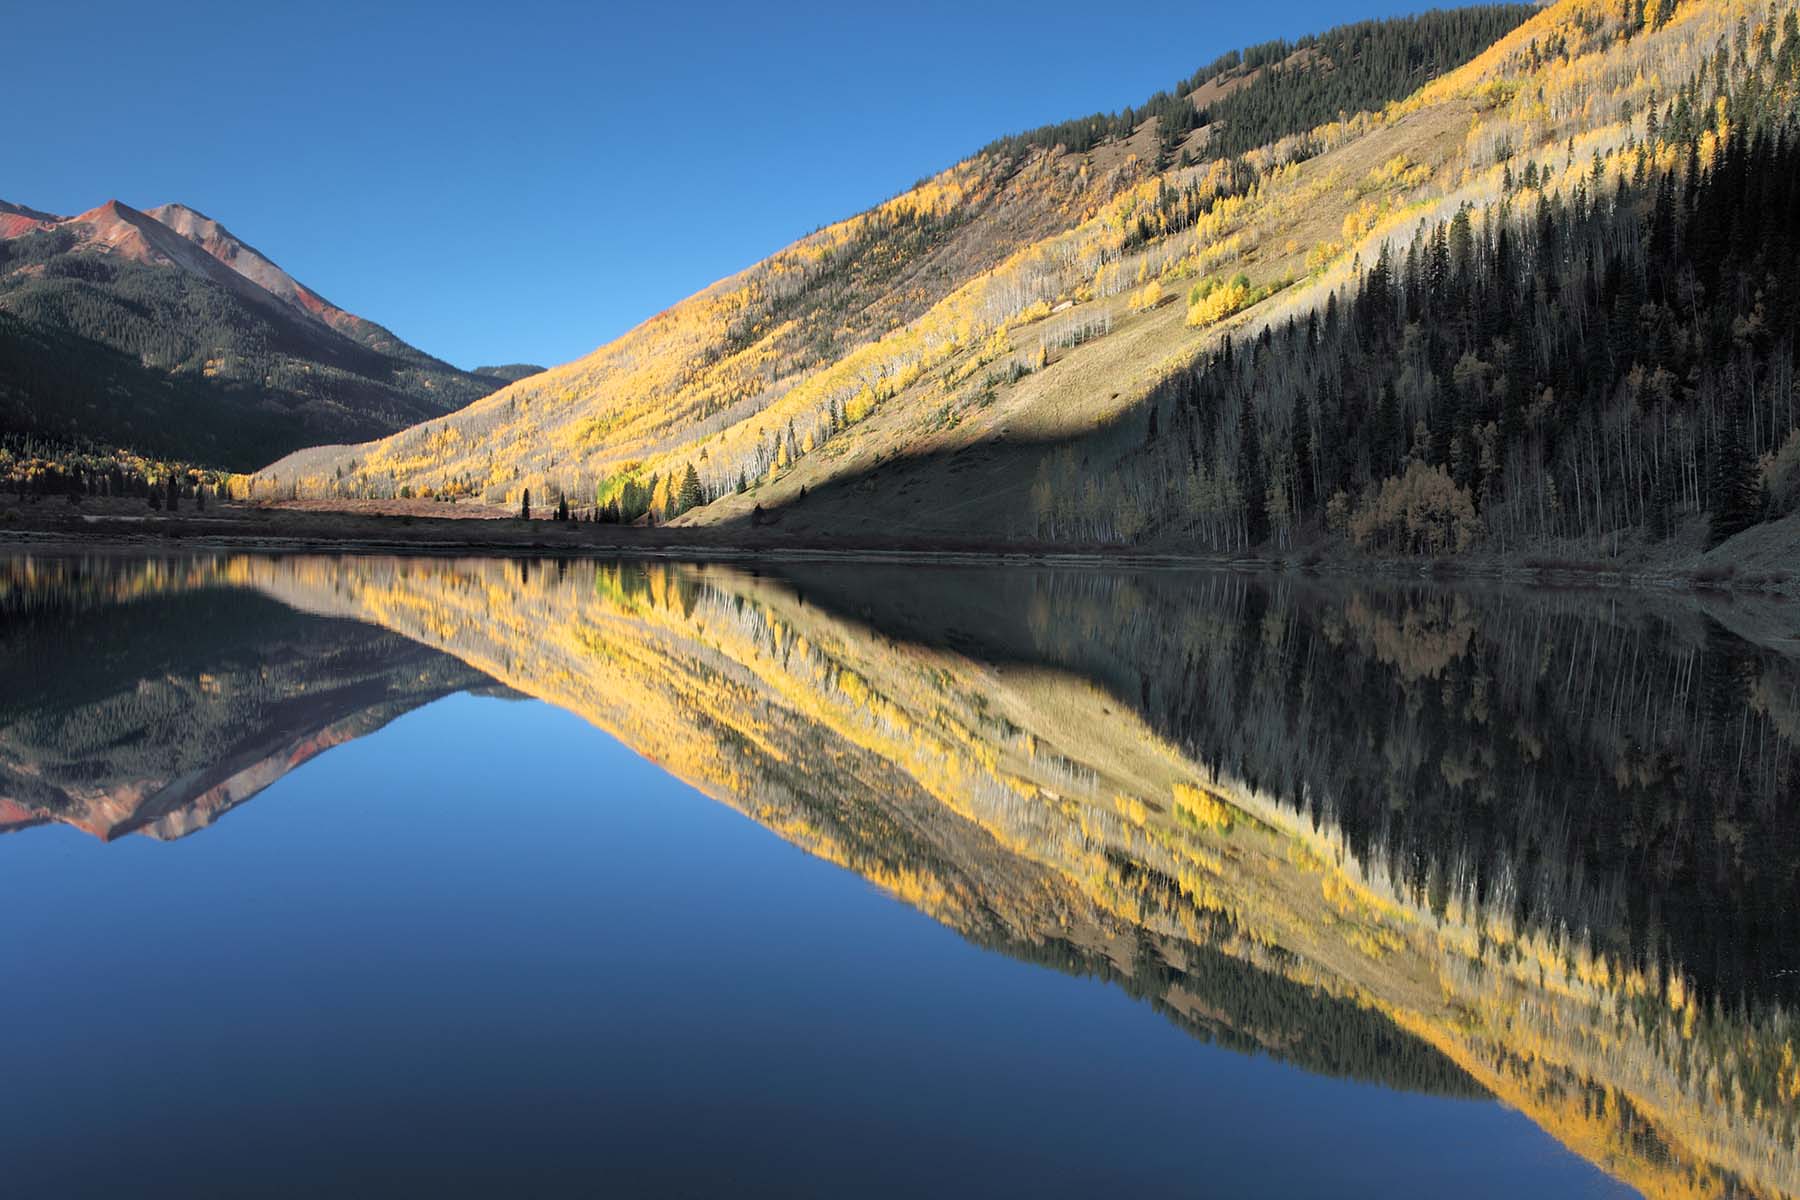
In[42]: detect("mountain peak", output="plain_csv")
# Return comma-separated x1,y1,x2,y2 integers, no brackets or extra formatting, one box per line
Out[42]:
74,198,148,227
147,201,210,222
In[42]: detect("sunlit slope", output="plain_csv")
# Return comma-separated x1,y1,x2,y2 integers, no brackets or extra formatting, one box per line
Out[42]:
250,6,1559,525
254,147,1150,505
688,0,1788,542
244,555,1800,1199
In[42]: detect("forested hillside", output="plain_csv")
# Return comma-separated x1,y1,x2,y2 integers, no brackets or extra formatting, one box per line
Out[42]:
1044,19,1800,553
0,201,502,470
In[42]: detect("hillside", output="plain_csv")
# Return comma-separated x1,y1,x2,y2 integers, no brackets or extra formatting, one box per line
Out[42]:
253,0,1800,564
251,7,1534,513
0,200,505,470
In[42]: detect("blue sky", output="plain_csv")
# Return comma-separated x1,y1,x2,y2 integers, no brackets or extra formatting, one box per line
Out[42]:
12,0,1451,371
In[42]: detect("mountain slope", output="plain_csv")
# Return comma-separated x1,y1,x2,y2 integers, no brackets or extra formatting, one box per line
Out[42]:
0,199,505,469
251,6,1533,510
258,0,1800,565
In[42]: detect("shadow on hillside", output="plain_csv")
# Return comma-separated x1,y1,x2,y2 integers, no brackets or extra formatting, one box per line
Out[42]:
710,399,1151,546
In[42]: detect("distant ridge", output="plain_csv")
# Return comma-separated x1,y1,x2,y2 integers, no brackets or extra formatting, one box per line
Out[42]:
473,363,547,383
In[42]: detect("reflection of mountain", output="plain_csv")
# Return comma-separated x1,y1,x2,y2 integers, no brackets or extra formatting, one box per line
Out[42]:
0,558,491,840
7,551,1797,1196
236,555,1800,1200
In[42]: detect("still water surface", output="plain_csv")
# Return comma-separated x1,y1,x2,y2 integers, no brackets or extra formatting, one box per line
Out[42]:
2,553,1794,1199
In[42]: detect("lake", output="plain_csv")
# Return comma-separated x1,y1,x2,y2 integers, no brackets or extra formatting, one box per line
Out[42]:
2,552,1795,1198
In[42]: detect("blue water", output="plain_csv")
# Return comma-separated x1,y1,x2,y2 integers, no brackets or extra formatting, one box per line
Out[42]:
0,692,1629,1198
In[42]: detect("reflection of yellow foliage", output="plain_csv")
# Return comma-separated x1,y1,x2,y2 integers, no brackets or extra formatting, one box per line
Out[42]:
227,551,1800,1200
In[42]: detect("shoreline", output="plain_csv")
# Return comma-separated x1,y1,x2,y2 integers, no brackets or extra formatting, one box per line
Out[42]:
1,502,1795,600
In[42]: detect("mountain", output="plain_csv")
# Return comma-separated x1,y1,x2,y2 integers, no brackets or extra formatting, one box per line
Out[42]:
9,547,1797,1194
256,0,1800,563
252,7,1533,508
0,199,506,470
0,200,58,239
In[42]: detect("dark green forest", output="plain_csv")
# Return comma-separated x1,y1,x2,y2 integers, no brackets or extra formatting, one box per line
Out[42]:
984,6,1539,167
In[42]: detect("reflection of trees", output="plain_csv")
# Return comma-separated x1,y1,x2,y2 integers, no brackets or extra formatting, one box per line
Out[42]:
232,554,1799,1198
1113,576,1796,1012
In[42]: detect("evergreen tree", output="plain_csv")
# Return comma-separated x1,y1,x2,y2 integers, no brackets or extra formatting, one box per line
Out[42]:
677,463,704,513
1707,419,1762,549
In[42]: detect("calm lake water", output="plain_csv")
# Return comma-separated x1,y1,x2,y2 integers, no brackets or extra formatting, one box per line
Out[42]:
2,553,1795,1199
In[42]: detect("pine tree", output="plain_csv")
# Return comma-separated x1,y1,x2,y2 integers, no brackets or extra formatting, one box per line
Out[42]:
1238,393,1268,547
1707,419,1762,548
520,488,531,520
677,463,704,513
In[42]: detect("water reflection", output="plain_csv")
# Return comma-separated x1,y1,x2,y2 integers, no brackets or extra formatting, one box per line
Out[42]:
2,552,1796,1198
0,557,492,840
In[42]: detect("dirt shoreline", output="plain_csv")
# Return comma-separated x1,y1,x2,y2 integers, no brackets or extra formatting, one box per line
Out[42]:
0,502,1795,599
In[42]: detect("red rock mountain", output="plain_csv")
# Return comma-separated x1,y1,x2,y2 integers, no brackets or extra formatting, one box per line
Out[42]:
0,196,505,467
5,198,436,355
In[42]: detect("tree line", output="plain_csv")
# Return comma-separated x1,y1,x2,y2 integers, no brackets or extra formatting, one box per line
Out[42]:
983,7,1538,168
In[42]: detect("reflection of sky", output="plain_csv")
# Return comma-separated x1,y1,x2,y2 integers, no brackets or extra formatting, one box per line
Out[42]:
0,693,1628,1198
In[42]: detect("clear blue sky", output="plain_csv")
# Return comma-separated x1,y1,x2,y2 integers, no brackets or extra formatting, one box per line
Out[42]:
11,0,1452,371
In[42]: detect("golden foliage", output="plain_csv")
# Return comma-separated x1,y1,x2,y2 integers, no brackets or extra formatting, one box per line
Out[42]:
1348,463,1482,556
